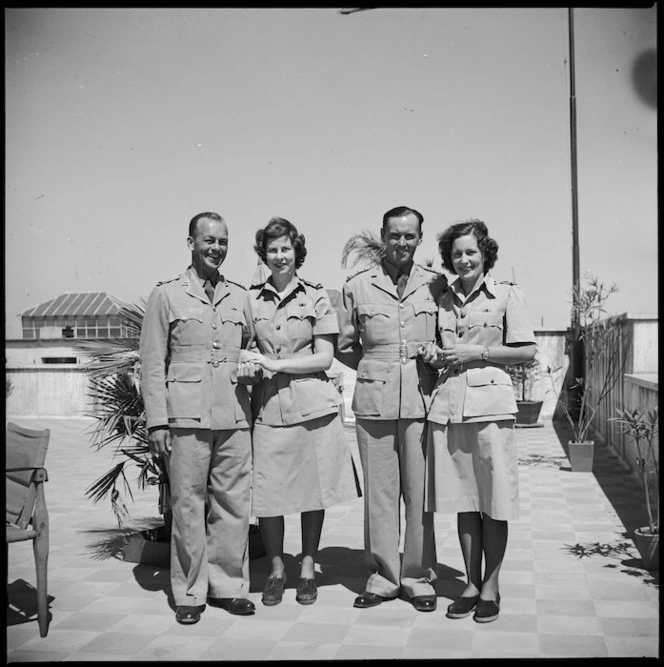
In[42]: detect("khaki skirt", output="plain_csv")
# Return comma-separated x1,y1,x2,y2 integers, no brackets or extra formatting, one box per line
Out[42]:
251,413,360,517
425,420,519,521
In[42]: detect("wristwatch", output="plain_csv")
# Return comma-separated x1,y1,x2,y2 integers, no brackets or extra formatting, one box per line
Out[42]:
481,347,490,361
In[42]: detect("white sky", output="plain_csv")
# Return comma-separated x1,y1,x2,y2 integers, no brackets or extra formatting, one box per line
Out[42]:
5,7,657,337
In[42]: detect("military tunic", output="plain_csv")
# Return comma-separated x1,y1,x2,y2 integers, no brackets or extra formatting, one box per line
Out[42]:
425,274,536,520
248,275,359,517
139,267,252,606
336,261,447,599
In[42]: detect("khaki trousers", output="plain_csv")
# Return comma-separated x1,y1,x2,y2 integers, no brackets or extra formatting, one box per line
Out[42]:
355,418,437,598
167,428,251,607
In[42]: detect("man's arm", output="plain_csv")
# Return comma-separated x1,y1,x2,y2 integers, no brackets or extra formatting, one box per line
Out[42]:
139,286,172,454
334,282,362,371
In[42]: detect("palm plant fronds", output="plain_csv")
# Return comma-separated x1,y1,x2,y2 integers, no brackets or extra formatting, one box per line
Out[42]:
341,229,385,269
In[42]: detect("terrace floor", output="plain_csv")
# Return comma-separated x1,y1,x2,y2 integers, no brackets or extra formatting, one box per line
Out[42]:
6,417,659,661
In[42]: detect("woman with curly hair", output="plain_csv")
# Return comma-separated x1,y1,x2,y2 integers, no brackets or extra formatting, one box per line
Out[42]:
419,219,536,623
240,217,359,607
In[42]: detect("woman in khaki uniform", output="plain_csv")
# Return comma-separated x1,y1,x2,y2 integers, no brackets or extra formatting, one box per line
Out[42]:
420,219,536,624
241,217,359,607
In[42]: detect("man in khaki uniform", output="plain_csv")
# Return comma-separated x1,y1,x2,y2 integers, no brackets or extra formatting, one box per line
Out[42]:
140,212,256,625
336,206,447,612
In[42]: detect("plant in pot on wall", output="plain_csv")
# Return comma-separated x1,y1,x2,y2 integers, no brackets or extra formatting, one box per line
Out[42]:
506,359,543,427
610,406,659,571
554,272,624,472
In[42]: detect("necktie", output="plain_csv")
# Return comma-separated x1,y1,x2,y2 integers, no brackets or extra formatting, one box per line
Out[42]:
396,271,408,299
204,278,216,303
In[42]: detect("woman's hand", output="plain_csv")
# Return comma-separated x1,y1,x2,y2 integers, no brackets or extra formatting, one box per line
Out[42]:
242,350,282,374
438,344,485,366
418,342,446,369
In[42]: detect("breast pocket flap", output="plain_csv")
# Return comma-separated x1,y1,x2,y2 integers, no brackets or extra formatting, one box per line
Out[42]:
357,360,389,382
169,308,204,324
466,366,511,387
167,364,202,383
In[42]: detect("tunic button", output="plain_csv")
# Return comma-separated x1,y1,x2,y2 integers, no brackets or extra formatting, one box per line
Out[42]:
212,323,218,330
276,346,281,353
212,361,219,367
400,322,405,327
212,307,216,312
459,331,464,338
460,311,466,318
276,324,281,330
212,342,220,349
490,379,495,383
362,371,367,377
399,303,404,309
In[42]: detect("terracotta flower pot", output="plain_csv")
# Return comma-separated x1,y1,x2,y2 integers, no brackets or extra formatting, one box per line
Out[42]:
633,527,659,571
568,440,594,472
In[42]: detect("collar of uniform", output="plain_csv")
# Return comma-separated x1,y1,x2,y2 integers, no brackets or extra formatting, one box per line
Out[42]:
258,273,305,301
448,272,495,301
381,258,412,284
186,265,222,288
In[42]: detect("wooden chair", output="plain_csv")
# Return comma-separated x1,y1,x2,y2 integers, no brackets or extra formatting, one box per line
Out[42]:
6,422,51,637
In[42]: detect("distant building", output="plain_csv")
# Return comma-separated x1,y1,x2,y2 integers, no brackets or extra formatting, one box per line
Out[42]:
19,291,134,341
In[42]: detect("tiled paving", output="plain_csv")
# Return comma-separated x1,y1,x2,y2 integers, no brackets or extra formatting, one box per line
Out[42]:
6,417,659,661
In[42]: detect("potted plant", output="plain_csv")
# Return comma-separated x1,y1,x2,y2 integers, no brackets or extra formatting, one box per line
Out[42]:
78,300,264,565
506,359,543,427
610,406,659,571
554,273,624,472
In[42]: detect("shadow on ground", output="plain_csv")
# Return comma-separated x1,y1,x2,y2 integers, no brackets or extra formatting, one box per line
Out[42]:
6,578,54,628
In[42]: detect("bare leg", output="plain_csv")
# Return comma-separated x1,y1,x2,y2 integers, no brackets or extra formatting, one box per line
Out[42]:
480,514,507,601
260,516,286,577
300,510,324,579
457,511,483,597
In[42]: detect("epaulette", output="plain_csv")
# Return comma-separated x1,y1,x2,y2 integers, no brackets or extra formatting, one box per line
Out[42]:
345,266,372,282
156,276,179,287
226,279,247,290
301,277,324,289
497,280,515,286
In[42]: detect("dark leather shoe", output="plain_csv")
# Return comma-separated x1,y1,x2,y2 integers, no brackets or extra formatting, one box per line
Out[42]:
210,597,255,616
295,577,317,605
175,605,202,624
446,595,480,619
411,595,437,612
262,574,287,606
473,594,500,623
353,591,398,609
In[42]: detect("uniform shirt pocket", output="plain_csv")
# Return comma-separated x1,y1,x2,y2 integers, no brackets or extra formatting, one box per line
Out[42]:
292,375,339,417
166,362,203,418
220,307,244,344
463,365,516,417
413,301,437,339
352,359,389,417
169,308,205,347
285,303,316,340
468,309,504,332
357,304,392,343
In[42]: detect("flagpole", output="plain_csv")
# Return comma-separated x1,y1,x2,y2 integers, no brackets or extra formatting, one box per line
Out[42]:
569,7,580,331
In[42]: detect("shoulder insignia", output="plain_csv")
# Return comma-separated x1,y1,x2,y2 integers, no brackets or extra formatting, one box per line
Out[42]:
155,276,179,287
226,279,247,290
301,277,323,289
497,280,515,286
345,266,372,282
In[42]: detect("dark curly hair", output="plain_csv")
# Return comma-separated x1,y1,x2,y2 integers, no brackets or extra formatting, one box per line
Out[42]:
254,217,307,269
437,219,499,273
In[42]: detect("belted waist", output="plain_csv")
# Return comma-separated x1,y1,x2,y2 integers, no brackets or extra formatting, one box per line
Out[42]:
169,346,241,364
363,342,430,363
265,347,314,361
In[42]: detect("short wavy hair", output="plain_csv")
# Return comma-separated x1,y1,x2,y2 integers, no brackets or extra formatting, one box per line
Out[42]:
254,217,307,269
437,218,499,273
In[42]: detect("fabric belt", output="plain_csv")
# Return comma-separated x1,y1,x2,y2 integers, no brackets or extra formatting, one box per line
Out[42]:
363,342,430,364
169,347,241,365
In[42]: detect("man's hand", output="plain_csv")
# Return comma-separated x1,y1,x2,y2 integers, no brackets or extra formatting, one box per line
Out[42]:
438,344,485,365
148,426,172,457
418,342,446,369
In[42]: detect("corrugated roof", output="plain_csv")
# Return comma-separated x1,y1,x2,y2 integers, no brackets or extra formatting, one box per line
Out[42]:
20,292,127,319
